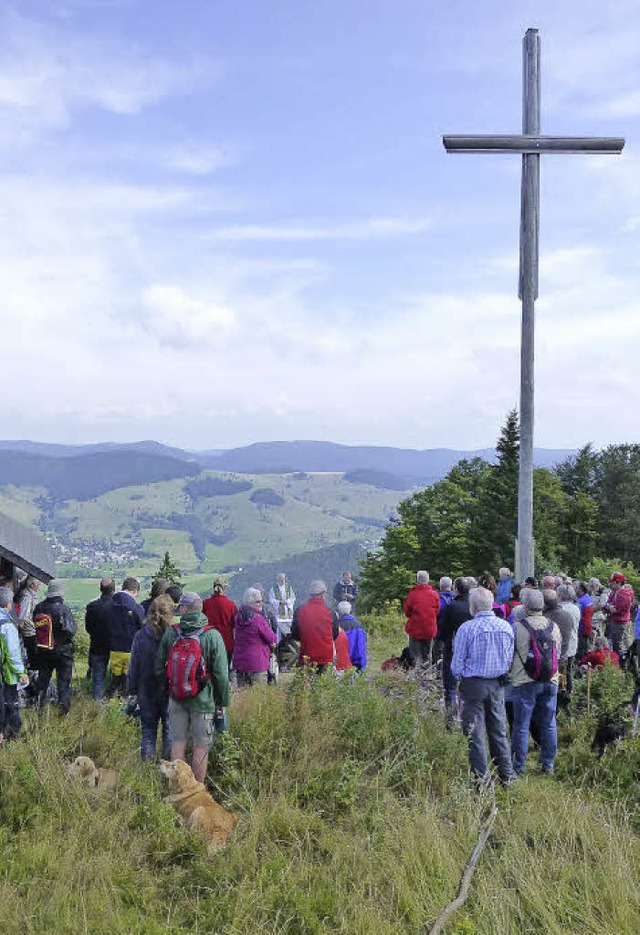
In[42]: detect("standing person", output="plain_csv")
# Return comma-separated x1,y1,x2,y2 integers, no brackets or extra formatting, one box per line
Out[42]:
202,577,237,671
332,571,359,610
33,580,77,715
543,589,574,700
268,573,295,620
155,593,229,783
605,573,634,667
509,588,561,775
291,580,338,672
557,584,580,696
233,588,276,686
451,586,515,787
403,571,440,667
336,601,367,671
141,578,168,615
14,576,42,671
437,577,475,715
105,578,145,696
438,577,455,613
589,578,610,639
496,567,514,605
127,594,174,760
575,581,594,659
0,587,28,739
85,578,115,701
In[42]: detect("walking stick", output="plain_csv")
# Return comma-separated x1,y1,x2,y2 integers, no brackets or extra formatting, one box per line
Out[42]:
586,665,592,714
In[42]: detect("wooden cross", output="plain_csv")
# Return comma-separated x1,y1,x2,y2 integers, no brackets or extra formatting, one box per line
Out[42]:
443,28,624,579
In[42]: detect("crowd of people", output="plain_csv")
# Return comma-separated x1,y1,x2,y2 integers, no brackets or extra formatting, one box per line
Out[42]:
402,567,638,785
0,561,636,788
0,569,367,783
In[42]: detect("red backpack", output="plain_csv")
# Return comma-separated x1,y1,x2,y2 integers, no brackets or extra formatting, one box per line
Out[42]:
35,613,55,651
166,625,212,700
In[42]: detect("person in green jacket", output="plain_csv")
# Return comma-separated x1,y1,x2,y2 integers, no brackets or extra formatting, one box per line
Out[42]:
155,592,229,783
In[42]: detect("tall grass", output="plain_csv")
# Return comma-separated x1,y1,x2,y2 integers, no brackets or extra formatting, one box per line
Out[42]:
0,662,638,933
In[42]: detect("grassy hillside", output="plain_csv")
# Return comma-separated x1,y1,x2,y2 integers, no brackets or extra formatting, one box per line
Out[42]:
1,468,407,590
0,644,638,934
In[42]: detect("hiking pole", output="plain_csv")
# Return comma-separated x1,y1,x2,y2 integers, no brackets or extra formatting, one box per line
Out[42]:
586,665,592,714
632,697,640,736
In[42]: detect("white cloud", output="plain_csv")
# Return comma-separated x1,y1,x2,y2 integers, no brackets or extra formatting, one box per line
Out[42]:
208,217,431,242
141,285,235,344
0,11,218,143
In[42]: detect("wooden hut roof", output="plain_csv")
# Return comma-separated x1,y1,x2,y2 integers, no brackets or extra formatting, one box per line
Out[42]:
0,510,55,582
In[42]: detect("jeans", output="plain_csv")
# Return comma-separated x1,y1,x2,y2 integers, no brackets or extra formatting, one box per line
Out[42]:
2,683,21,738
442,657,458,710
511,681,558,774
89,651,109,701
459,677,514,783
408,637,433,667
35,650,73,713
140,710,171,761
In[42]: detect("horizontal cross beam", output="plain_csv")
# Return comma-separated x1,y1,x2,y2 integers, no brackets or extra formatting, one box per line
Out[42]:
443,134,625,154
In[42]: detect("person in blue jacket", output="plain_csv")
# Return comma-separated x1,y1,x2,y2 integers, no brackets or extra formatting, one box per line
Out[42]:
496,568,514,605
336,601,367,671
127,594,174,760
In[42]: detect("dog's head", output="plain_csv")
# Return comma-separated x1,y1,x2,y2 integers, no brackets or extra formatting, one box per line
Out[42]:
159,758,198,792
68,756,99,786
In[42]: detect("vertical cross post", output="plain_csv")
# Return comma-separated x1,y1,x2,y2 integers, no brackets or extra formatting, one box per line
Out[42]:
443,29,624,582
517,28,540,579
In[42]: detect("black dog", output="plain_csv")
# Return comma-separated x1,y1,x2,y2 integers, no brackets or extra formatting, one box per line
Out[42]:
591,701,634,757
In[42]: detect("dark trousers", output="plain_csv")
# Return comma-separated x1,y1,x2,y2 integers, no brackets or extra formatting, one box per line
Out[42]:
2,683,21,738
459,677,514,783
442,657,458,709
35,650,73,713
89,651,109,701
408,637,433,667
140,708,171,761
23,636,39,670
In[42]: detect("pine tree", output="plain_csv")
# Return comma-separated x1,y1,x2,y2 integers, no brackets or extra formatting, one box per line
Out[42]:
471,409,519,570
154,551,182,586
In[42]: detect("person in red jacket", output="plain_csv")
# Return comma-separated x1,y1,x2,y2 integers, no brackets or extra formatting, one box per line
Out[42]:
581,636,619,670
291,580,338,672
605,573,634,667
202,576,237,671
334,627,353,673
403,570,441,667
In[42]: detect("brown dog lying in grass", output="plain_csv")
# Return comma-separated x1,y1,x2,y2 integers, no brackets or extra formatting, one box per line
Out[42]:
159,759,237,853
68,756,120,791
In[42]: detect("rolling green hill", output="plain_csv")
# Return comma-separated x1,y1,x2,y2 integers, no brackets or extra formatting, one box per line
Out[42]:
0,464,409,601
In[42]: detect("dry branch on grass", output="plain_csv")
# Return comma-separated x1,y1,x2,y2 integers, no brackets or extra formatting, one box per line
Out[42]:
426,804,499,935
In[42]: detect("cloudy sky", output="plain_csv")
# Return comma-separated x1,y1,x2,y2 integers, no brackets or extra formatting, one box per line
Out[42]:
3,0,638,450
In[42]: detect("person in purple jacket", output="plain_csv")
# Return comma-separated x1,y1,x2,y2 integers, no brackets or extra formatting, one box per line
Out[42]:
336,601,367,671
127,594,174,760
233,588,277,686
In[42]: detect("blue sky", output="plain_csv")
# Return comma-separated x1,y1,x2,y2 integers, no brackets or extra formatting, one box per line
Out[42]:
3,0,638,449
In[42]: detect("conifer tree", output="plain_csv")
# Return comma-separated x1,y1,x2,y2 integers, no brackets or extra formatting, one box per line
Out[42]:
154,550,182,586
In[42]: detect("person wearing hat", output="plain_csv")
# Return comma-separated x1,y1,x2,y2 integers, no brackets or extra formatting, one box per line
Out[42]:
290,580,338,672
605,573,635,667
33,579,77,714
155,592,229,783
202,576,237,671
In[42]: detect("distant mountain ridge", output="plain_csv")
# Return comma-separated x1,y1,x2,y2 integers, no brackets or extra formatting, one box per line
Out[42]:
0,438,575,485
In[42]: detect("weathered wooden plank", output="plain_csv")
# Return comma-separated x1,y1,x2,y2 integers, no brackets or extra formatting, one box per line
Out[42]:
517,28,540,580
442,135,625,154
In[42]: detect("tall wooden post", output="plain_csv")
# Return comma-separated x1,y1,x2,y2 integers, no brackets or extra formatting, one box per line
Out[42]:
517,28,540,579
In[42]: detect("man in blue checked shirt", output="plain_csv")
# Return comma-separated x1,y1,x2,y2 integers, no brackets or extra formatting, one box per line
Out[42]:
451,586,516,786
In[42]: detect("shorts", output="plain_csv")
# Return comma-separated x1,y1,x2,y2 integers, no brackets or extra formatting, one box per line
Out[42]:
168,700,215,748
109,652,131,677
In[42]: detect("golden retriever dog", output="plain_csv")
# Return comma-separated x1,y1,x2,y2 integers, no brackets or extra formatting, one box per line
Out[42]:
68,756,120,791
159,759,237,853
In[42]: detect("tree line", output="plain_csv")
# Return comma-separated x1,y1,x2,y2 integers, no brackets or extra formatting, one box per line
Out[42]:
359,410,640,609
